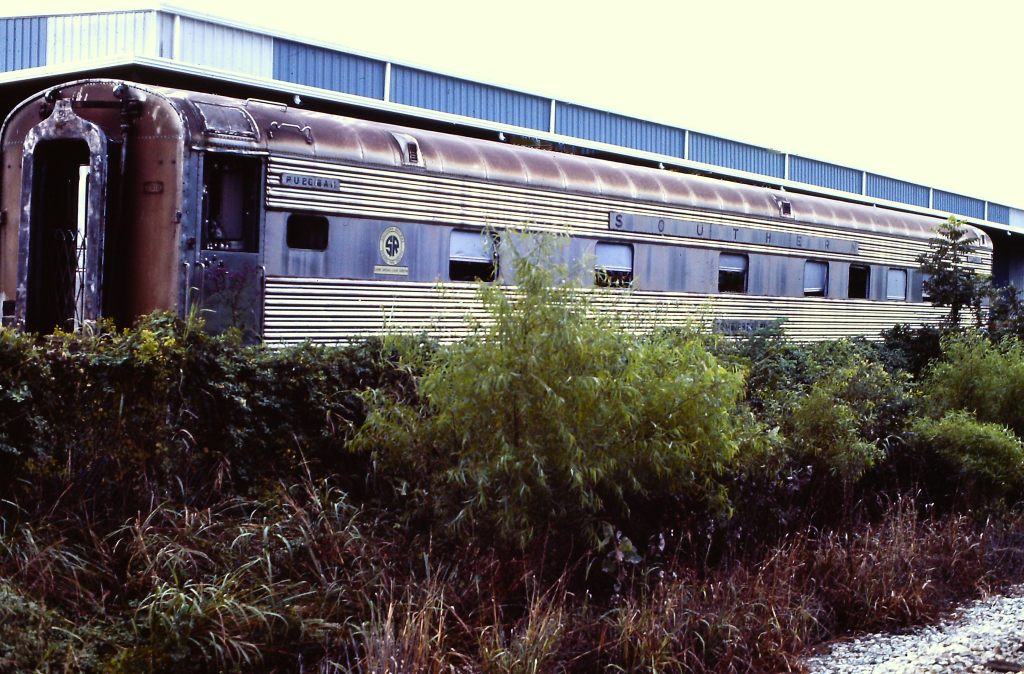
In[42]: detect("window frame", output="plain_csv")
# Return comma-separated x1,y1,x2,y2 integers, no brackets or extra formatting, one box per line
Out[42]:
886,268,908,301
594,241,634,288
848,264,871,300
448,229,498,282
718,252,748,294
201,154,261,253
285,213,329,251
803,259,829,297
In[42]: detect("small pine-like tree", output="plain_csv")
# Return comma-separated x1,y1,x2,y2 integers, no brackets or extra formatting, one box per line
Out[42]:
917,216,989,328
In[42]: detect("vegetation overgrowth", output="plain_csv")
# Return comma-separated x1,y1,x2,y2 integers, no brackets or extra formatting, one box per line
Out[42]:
2,232,1024,672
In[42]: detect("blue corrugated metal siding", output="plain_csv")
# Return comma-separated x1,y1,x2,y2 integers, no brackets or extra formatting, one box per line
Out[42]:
866,174,930,207
177,17,273,77
391,65,548,130
933,190,985,219
157,11,174,58
47,12,156,64
988,203,1011,225
273,40,385,100
555,104,684,157
689,133,785,177
1,17,47,72
790,156,862,193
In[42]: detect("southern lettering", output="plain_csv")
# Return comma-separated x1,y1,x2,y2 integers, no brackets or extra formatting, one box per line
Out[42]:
610,212,858,256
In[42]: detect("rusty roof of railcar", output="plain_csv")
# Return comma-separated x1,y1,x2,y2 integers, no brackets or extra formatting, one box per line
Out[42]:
212,93,989,247
2,80,992,249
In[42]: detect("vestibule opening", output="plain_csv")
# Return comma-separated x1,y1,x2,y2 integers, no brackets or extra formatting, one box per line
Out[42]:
25,140,91,333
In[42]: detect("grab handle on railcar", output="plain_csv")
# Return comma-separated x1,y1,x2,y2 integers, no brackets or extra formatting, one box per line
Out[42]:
195,261,207,311
182,262,191,317
258,265,267,341
267,121,313,144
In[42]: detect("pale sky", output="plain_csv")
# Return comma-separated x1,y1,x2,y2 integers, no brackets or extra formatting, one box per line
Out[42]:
13,0,1024,208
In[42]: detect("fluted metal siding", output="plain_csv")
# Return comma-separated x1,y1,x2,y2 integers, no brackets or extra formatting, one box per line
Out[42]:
555,104,684,157
689,133,785,177
273,39,385,100
263,277,950,345
390,65,548,130
264,158,992,276
988,203,1011,225
1,17,47,72
933,190,985,219
790,156,862,193
866,174,929,207
177,16,273,77
47,12,156,63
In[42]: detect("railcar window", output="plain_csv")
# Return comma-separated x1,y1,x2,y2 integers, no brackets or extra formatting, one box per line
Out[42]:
202,155,260,252
718,253,748,293
804,260,828,297
595,242,633,287
848,264,870,299
286,214,329,251
921,272,933,302
886,268,908,300
449,229,497,282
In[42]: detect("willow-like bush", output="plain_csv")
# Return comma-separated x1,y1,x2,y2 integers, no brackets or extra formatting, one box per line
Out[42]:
353,238,751,549
923,331,1024,437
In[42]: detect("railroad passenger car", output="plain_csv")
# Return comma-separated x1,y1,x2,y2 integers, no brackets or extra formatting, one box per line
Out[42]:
0,80,993,342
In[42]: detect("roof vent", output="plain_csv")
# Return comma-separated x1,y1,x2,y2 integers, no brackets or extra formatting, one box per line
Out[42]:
771,195,794,218
391,132,424,167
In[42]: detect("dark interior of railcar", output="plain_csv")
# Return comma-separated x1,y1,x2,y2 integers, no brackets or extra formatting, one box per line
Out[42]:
24,140,90,333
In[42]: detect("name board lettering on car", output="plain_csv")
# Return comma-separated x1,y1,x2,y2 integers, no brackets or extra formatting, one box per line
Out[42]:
280,173,341,191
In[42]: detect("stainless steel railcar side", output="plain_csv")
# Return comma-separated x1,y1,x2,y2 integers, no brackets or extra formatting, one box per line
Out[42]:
0,80,994,341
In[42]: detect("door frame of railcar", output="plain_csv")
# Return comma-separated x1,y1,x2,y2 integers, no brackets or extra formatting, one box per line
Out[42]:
16,99,111,333
186,147,266,341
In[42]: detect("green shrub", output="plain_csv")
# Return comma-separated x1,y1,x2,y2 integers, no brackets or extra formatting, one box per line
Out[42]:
0,328,47,478
710,337,917,536
912,411,1024,507
725,334,911,440
787,378,881,486
715,322,809,411
988,284,1024,341
922,332,1024,437
877,323,945,377
0,315,410,513
353,239,751,550
773,343,912,482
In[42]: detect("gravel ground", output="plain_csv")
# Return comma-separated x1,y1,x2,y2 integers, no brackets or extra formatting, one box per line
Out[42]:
804,588,1024,673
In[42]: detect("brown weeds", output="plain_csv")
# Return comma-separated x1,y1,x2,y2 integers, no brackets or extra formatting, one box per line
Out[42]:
0,483,1017,673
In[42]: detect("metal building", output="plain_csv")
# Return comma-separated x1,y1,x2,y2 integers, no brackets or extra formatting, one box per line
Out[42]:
2,6,1022,282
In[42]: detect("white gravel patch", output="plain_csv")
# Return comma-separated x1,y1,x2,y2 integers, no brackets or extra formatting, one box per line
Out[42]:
804,588,1024,673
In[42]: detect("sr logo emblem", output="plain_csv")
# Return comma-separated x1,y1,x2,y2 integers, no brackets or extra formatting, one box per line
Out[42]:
379,226,406,266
